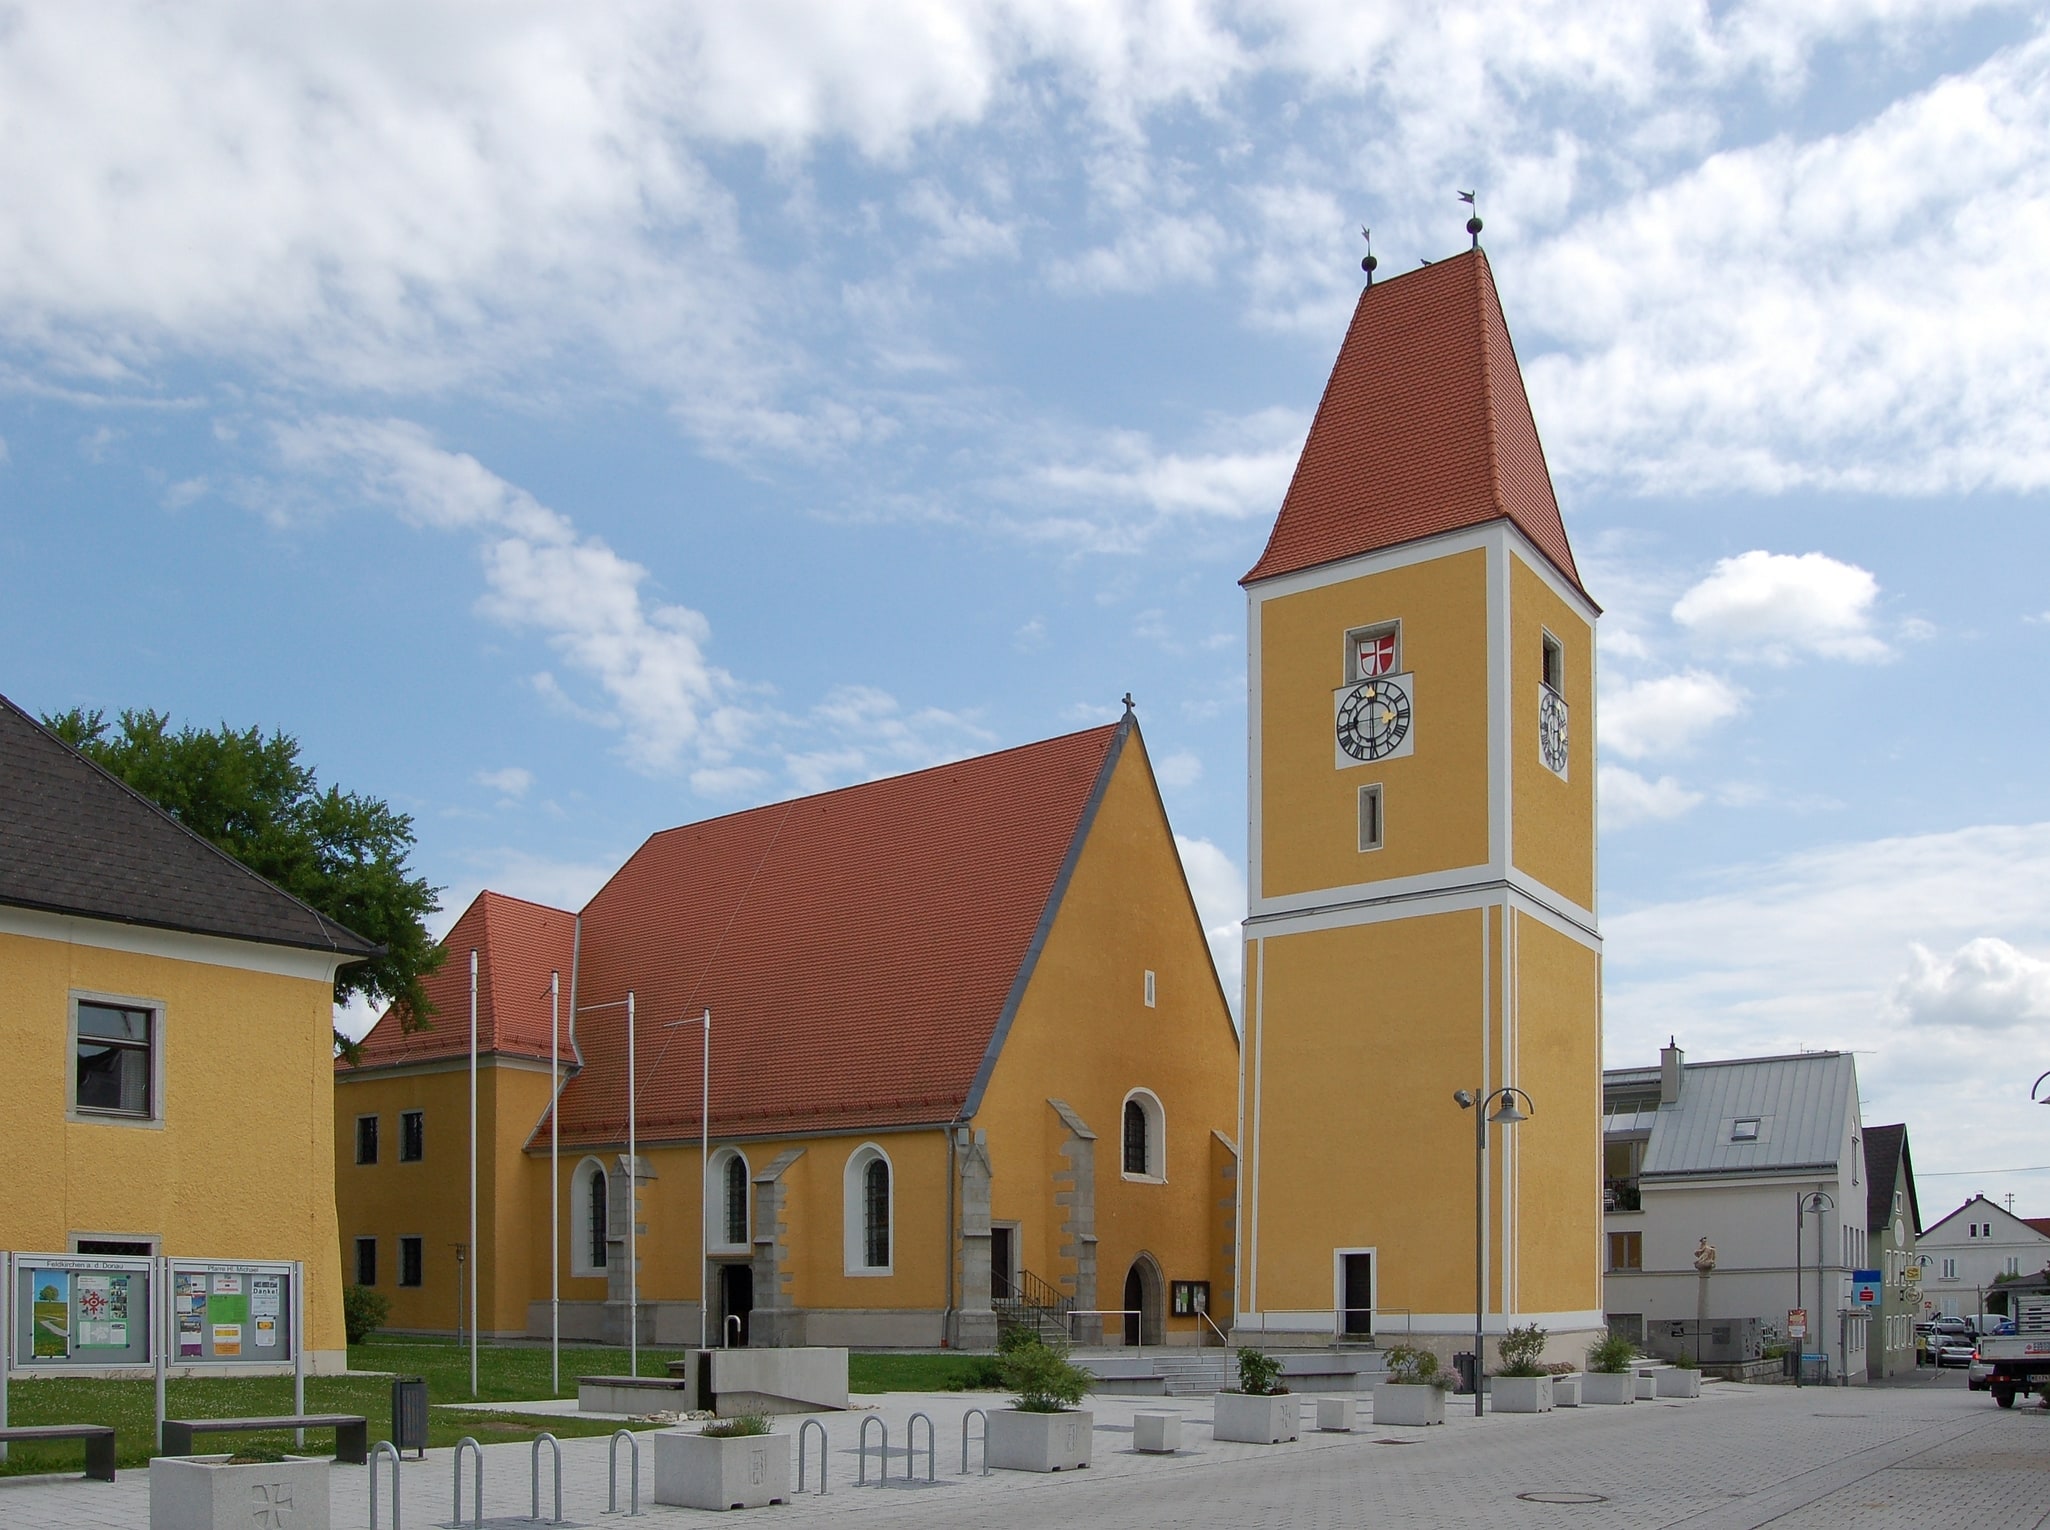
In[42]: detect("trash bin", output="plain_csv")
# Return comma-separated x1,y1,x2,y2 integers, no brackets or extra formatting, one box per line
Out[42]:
391,1376,429,1459
1451,1351,1478,1395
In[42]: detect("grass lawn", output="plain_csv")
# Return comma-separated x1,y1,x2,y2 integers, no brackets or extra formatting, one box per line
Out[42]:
1,1338,1002,1475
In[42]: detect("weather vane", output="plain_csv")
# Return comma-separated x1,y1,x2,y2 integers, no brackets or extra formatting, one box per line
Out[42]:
1459,189,1483,249
1360,226,1377,287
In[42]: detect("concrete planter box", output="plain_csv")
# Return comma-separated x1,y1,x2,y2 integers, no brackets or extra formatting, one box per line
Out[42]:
1655,1368,1702,1399
1491,1374,1554,1413
987,1409,1093,1472
1132,1412,1182,1453
1373,1384,1447,1427
1213,1392,1299,1444
1314,1396,1355,1432
1582,1372,1636,1405
653,1429,791,1510
150,1454,330,1530
1552,1373,1582,1407
1633,1366,1665,1400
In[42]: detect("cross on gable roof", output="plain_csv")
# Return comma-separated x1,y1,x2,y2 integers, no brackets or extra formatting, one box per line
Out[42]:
1243,248,1590,602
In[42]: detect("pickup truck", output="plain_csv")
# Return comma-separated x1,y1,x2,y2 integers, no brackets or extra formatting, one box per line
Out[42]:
1973,1296,2050,1408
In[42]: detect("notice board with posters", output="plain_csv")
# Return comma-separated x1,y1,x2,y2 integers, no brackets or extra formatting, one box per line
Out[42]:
167,1261,295,1366
10,1254,154,1370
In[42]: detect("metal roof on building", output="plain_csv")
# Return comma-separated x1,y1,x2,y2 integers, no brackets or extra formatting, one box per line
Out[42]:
1606,1050,1859,1180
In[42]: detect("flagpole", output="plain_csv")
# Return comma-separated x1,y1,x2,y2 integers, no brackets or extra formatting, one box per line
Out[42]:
627,990,637,1379
549,969,560,1397
700,1008,711,1352
468,948,479,1400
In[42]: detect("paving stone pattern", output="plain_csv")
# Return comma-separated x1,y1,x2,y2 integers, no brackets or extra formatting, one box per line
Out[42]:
1,1380,2044,1529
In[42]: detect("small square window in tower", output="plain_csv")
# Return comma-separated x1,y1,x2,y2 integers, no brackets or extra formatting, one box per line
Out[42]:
1537,630,1569,779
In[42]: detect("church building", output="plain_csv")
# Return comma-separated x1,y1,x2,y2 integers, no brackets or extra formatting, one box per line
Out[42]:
336,712,1241,1350
1234,247,1604,1362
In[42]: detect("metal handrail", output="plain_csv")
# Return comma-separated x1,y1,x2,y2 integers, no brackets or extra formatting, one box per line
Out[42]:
857,1415,889,1487
797,1418,829,1495
960,1408,989,1476
1198,1311,1231,1348
452,1437,483,1528
370,1440,402,1530
725,1314,743,1348
1068,1308,1142,1353
905,1411,936,1483
607,1428,642,1517
531,1431,564,1524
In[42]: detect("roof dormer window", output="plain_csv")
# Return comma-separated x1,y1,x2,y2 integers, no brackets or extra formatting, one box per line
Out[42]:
1730,1117,1760,1142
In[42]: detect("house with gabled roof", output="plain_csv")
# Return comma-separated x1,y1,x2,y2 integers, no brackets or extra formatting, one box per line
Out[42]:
1603,1042,1873,1379
336,709,1241,1349
1862,1123,1921,1378
1919,1194,2050,1321
0,692,380,1372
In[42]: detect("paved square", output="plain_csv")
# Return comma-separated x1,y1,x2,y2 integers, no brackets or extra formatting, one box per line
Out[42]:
2,1375,2043,1529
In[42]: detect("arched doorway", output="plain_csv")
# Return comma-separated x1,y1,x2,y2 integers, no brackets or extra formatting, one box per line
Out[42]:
1122,1254,1165,1347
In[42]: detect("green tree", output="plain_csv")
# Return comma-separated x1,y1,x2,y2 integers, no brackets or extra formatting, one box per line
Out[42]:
45,707,442,1053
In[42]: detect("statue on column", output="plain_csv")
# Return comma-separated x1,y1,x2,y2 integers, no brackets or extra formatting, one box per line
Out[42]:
1694,1236,1717,1273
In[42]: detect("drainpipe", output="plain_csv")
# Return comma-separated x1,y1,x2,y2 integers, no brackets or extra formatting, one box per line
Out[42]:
943,1120,959,1346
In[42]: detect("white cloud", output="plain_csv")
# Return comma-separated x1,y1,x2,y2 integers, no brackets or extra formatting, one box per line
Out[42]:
1601,669,1746,760
1049,214,1231,295
1174,832,1245,1017
1599,764,1704,828
1523,28,2050,496
475,766,535,801
1155,749,1204,789
1671,550,1889,664
1893,937,2050,1032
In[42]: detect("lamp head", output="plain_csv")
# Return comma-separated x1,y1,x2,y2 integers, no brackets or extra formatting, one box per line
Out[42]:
1487,1091,1528,1126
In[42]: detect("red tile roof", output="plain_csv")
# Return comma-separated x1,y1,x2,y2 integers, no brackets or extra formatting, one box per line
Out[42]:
1242,249,1589,602
549,720,1125,1144
343,890,576,1069
2024,1217,2050,1239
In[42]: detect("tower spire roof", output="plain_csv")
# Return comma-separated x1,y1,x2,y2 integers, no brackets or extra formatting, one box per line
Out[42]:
1242,247,1589,602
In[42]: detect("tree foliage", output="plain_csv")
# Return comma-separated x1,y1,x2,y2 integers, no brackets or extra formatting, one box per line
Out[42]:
45,707,442,1050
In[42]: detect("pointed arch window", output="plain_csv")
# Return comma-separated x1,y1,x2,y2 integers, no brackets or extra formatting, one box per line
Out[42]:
844,1144,894,1274
724,1153,749,1248
1121,1088,1166,1182
570,1156,610,1277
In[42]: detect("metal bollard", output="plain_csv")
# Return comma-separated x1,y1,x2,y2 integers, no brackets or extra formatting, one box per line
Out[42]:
370,1440,402,1530
857,1415,890,1486
453,1436,483,1527
797,1418,829,1495
905,1412,936,1483
607,1428,642,1516
960,1408,989,1476
531,1431,564,1524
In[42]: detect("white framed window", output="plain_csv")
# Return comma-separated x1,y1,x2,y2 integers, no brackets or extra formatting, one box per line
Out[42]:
1345,620,1401,682
1358,784,1383,852
1121,1088,1167,1182
1941,1257,1958,1280
844,1144,894,1275
69,991,164,1125
570,1156,610,1277
1852,1136,1860,1184
1143,970,1156,1008
712,1148,750,1253
1541,630,1564,695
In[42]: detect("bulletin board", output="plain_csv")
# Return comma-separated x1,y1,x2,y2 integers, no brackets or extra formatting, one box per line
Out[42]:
10,1255,154,1369
166,1261,295,1365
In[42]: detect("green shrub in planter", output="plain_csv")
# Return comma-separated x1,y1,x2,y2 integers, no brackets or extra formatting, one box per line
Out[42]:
1496,1323,1549,1377
999,1337,1093,1413
343,1283,390,1345
700,1414,772,1438
1586,1329,1637,1374
1231,1347,1287,1396
1382,1344,1454,1388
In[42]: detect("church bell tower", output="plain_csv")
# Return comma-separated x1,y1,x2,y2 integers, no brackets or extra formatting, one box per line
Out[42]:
1236,247,1603,1360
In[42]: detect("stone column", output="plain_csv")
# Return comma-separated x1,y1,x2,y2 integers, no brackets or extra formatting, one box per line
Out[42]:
1048,1099,1099,1342
604,1153,656,1348
748,1149,806,1348
950,1126,998,1351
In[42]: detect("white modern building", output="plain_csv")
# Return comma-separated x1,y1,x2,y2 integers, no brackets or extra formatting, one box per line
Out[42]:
1917,1196,2050,1320
1603,1043,1872,1382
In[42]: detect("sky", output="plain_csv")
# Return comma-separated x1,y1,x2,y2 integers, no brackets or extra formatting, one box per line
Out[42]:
3,1,2049,1227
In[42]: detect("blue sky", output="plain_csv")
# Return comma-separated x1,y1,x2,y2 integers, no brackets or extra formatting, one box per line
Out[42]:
4,2,2049,1224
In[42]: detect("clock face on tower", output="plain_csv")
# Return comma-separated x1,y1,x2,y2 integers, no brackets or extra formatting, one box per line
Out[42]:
1334,674,1415,765
1538,686,1569,777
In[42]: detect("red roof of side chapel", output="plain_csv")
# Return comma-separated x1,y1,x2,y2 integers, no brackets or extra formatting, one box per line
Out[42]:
1243,247,1590,602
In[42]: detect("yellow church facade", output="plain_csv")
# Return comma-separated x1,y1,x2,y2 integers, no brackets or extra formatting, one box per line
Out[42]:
1236,250,1604,1362
337,714,1241,1351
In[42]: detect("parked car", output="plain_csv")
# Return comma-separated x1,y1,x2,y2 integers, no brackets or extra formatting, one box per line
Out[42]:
1936,1338,1976,1367
1969,1354,1994,1390
1922,1316,1974,1339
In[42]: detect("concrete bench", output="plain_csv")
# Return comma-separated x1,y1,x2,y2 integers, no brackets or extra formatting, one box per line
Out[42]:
162,1413,367,1464
580,1375,694,1414
0,1423,117,1481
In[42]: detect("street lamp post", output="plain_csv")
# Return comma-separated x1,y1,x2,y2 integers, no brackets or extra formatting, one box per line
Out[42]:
1454,1086,1533,1418
1794,1189,1835,1388
2032,1070,2050,1107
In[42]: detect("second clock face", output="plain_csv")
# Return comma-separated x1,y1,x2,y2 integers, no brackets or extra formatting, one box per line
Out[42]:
1539,687,1569,777
1334,675,1414,764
